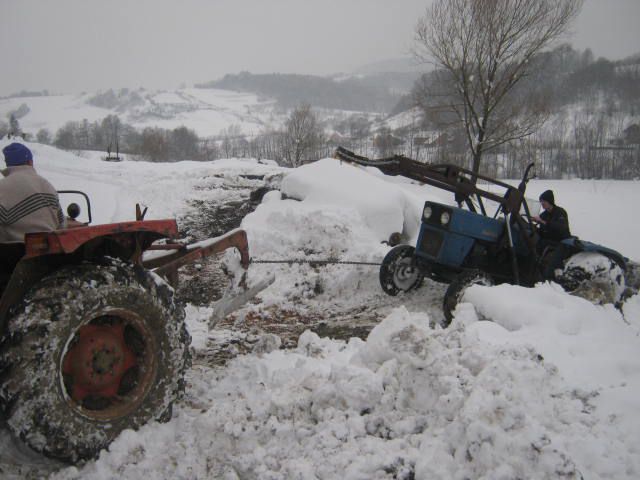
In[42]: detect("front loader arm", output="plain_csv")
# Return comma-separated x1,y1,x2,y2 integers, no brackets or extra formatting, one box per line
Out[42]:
333,147,525,214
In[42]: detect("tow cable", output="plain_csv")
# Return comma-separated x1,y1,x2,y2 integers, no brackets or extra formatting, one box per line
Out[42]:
250,258,382,267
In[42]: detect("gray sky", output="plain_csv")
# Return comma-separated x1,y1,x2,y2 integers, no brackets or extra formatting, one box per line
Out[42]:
1,0,639,96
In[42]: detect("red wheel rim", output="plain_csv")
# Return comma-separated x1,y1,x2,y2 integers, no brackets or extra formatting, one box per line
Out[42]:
61,310,157,420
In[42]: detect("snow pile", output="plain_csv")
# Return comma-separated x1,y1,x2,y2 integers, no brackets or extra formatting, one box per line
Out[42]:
279,158,424,242
240,191,392,310
239,158,443,309
53,304,635,479
623,294,640,334
458,283,640,477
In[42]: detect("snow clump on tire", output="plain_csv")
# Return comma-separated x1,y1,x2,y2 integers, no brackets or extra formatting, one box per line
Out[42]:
557,252,626,305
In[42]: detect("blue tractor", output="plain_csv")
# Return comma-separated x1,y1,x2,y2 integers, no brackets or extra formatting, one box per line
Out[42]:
334,147,636,325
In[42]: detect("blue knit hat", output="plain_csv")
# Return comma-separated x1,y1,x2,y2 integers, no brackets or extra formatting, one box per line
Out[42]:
3,143,33,166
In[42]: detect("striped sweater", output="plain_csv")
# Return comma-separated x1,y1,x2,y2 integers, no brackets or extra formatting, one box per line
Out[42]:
0,165,65,243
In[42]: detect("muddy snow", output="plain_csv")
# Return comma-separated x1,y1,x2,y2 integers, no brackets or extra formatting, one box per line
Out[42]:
1,140,640,479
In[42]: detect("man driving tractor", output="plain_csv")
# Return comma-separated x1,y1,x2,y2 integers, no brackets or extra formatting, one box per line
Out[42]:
532,189,572,279
0,143,65,284
1,142,65,243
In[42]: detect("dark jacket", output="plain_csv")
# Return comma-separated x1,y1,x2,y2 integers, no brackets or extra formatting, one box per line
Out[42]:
539,205,571,241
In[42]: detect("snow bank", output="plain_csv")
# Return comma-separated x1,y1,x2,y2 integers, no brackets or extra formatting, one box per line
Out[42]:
53,305,638,479
460,283,640,391
280,158,417,242
0,139,286,225
457,283,640,477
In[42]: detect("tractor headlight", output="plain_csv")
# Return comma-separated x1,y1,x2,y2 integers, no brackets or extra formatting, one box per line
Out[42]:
440,211,451,225
423,205,433,220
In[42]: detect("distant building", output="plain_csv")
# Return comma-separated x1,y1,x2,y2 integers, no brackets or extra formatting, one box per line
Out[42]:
624,124,640,145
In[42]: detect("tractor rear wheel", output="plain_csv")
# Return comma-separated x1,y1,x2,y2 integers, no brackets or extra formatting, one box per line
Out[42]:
442,270,494,327
556,252,626,305
0,260,191,462
379,245,424,296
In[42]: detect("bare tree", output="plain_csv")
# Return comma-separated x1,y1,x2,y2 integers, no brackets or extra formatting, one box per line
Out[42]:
283,104,324,167
8,114,21,136
0,121,9,140
220,124,242,158
414,0,583,178
139,128,169,162
169,126,200,160
200,137,220,161
36,128,52,144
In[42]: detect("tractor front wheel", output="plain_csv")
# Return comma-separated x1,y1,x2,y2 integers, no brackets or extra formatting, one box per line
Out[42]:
379,245,424,296
442,270,494,327
0,260,190,462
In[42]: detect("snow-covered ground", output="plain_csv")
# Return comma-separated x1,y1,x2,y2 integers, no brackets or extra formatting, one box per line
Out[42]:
1,139,640,479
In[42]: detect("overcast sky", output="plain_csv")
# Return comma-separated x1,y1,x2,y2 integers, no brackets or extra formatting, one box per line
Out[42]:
1,0,639,96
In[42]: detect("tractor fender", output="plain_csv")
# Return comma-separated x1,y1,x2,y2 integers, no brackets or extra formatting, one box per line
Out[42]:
23,220,179,260
561,237,627,270
1,220,180,336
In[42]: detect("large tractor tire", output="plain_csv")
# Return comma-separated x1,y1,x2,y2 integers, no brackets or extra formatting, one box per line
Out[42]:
0,260,191,462
379,245,424,296
556,252,626,305
442,270,494,327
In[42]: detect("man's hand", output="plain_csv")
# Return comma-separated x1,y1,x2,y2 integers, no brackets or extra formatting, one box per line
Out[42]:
532,215,545,224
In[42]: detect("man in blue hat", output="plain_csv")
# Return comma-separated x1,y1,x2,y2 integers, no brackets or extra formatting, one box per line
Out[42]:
0,143,65,243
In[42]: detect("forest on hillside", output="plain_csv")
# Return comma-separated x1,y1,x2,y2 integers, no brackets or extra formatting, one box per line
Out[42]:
5,45,639,179
196,71,416,112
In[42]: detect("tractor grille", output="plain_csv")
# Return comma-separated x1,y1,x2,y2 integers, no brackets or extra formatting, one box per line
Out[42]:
419,230,444,257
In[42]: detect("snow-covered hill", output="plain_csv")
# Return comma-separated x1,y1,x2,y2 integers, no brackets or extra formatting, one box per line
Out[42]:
1,141,640,479
0,86,387,143
0,88,279,138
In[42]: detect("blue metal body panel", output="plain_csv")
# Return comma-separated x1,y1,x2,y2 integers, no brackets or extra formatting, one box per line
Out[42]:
439,232,475,266
448,209,504,242
416,226,475,267
416,203,505,268
415,225,440,258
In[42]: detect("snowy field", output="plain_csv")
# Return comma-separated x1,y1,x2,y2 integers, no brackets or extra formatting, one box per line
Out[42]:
1,140,640,479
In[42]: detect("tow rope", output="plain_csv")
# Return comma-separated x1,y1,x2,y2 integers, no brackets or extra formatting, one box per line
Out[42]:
250,258,381,267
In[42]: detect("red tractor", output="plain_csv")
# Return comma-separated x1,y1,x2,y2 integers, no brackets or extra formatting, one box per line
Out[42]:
0,193,252,462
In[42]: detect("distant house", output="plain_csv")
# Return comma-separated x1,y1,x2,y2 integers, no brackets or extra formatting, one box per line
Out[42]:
429,133,450,148
615,58,640,77
373,132,403,149
413,133,449,148
328,132,347,144
624,124,640,145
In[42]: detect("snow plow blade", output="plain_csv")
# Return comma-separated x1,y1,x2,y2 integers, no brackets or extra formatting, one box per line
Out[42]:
208,273,276,327
142,228,272,325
